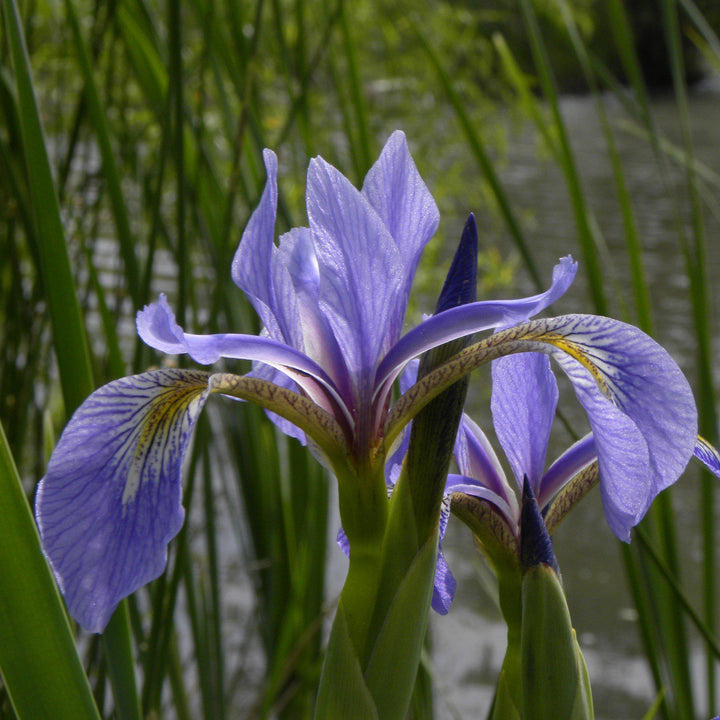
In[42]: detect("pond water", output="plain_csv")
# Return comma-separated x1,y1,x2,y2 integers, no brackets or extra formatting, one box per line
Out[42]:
416,79,720,719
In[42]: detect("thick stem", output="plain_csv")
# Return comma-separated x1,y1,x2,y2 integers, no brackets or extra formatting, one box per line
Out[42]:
334,455,388,660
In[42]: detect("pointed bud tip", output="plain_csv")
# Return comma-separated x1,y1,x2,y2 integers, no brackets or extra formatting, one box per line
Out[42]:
435,213,478,314
520,477,559,575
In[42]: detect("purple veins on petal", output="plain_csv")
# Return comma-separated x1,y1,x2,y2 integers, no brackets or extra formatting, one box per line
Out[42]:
307,154,404,389
694,436,720,478
547,315,696,495
36,369,213,633
543,315,697,537
361,130,440,339
491,352,558,495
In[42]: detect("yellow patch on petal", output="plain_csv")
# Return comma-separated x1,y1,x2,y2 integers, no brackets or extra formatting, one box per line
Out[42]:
528,331,610,396
122,370,211,506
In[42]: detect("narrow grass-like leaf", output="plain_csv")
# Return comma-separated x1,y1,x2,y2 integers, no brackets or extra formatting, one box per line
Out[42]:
0,419,100,720
554,0,653,330
411,17,543,291
3,1,140,716
102,602,143,720
3,0,94,412
338,0,372,180
63,0,142,308
517,0,607,314
661,0,717,711
636,528,720,659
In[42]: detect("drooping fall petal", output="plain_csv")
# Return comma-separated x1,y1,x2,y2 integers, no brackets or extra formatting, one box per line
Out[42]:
36,369,213,632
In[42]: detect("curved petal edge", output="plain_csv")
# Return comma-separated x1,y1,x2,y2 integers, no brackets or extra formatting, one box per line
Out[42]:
36,368,213,632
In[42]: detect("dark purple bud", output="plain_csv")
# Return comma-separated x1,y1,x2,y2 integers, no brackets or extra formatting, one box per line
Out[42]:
520,476,559,575
435,214,478,314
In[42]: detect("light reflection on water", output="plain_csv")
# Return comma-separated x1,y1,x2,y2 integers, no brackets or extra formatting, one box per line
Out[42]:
429,80,720,720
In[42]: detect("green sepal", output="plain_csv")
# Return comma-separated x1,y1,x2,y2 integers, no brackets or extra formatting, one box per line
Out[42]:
364,528,438,720
520,564,594,720
313,601,379,720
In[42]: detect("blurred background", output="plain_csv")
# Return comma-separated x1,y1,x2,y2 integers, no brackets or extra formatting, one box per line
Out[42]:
1,1,719,718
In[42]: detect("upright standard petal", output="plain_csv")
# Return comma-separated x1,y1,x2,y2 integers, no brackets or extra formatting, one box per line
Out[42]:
491,353,558,494
277,228,350,398
36,369,213,632
230,151,292,340
307,155,404,392
231,149,279,306
361,130,439,340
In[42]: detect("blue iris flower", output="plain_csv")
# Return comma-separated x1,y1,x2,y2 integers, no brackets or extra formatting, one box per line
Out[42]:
35,131,698,632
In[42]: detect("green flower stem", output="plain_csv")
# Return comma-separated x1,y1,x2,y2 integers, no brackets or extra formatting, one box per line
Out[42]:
450,493,523,718
314,459,389,719
494,559,523,718
334,458,388,661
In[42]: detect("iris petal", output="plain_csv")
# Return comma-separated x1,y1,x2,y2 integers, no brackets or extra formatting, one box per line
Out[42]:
374,256,577,396
566,371,652,540
546,315,697,501
36,369,212,632
361,130,439,341
136,294,350,423
307,155,403,393
538,434,596,509
695,436,720,478
277,228,350,397
230,150,302,348
491,353,558,495
454,415,516,518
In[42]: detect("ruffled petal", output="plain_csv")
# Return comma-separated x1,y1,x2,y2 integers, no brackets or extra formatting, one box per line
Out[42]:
375,256,577,395
35,369,212,632
491,353,558,494
307,155,404,395
361,130,439,340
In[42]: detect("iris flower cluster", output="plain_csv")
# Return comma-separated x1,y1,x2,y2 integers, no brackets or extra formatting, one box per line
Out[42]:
36,131,712,639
